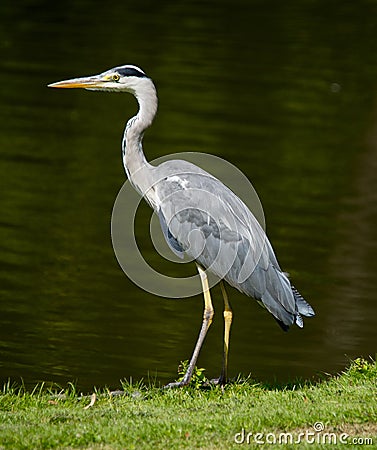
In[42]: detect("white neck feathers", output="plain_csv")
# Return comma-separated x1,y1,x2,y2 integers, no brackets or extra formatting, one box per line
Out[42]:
122,78,158,192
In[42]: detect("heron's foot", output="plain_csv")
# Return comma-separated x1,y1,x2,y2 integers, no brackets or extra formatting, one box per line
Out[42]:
209,376,228,387
163,380,190,389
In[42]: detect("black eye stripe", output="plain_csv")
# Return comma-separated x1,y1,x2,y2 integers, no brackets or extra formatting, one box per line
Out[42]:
116,66,147,78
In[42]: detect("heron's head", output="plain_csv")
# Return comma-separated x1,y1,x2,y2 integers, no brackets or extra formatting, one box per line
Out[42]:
48,65,151,95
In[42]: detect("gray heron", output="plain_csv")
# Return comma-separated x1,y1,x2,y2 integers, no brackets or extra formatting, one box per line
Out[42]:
48,65,315,387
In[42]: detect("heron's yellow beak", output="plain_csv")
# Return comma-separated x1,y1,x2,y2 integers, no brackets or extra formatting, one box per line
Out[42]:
48,76,104,89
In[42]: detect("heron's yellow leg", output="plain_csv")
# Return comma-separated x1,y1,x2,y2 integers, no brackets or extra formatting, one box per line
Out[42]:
165,265,214,388
219,281,233,385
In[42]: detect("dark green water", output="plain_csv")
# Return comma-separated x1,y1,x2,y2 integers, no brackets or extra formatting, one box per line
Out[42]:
1,0,377,390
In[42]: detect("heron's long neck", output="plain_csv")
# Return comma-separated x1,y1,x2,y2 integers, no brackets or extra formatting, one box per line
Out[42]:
122,81,158,195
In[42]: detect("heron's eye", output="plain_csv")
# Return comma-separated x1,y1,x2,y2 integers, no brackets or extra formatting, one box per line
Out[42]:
111,73,120,82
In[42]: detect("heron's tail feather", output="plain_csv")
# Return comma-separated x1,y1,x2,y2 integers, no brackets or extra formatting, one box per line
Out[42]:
295,312,304,328
276,286,315,331
291,286,315,317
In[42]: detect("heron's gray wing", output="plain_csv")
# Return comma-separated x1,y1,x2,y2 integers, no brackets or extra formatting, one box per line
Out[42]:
154,166,269,286
158,184,257,282
152,160,313,328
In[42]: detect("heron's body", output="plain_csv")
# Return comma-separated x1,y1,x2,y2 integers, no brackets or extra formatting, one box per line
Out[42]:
148,160,311,329
49,65,315,386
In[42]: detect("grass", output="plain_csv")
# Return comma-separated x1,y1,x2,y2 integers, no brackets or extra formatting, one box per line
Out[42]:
0,358,376,449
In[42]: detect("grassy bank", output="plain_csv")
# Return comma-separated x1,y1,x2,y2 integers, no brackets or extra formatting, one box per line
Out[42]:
0,358,376,449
